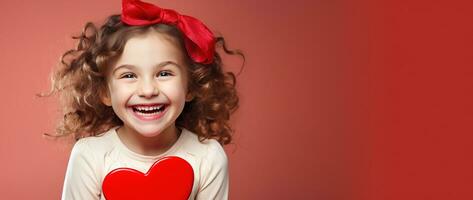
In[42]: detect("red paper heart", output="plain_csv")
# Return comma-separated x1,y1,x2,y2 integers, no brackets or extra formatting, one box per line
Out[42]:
102,156,194,200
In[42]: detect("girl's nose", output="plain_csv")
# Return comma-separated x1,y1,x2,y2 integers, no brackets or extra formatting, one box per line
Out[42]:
137,79,159,98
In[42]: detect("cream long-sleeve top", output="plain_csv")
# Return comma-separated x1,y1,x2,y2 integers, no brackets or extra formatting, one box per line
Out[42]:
61,126,229,200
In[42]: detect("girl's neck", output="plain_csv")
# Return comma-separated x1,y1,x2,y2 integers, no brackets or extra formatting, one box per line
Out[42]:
116,125,181,156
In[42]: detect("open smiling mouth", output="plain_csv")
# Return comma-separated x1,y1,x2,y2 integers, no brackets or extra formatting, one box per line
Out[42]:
131,104,168,120
132,105,166,114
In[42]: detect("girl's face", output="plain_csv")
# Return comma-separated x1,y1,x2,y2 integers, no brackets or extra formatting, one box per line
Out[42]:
101,30,192,138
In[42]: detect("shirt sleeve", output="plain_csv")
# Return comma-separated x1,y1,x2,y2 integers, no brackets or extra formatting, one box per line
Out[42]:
196,141,229,200
61,139,101,200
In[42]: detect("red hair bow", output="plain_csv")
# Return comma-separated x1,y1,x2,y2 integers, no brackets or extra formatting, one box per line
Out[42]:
121,0,215,64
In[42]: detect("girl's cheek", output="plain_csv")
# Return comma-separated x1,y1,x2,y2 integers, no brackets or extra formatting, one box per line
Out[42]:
162,78,184,89
110,82,135,95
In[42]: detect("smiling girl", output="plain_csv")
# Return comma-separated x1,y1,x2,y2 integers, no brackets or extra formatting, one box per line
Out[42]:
40,0,244,199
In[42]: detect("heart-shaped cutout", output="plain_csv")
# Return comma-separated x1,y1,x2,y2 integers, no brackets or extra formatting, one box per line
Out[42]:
102,156,194,200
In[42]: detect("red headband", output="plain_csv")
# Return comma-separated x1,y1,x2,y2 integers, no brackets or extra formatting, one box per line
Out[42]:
121,0,215,64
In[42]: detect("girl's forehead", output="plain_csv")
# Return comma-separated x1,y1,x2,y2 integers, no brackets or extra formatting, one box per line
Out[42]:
118,31,184,61
113,31,187,69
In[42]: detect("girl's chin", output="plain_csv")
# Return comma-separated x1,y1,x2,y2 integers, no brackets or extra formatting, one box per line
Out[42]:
133,128,165,138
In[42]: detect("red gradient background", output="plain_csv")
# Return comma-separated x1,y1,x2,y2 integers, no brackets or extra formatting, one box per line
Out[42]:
0,0,471,199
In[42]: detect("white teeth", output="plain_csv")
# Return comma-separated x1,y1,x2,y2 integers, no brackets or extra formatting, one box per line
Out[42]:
134,105,164,111
135,111,161,116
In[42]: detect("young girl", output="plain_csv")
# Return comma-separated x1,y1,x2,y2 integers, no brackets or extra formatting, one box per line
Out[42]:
40,0,243,199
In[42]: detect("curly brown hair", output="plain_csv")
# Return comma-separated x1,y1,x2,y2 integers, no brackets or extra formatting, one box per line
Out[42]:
38,14,244,145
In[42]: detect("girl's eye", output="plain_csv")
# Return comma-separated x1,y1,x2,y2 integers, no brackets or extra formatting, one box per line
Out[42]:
158,71,172,77
121,73,136,79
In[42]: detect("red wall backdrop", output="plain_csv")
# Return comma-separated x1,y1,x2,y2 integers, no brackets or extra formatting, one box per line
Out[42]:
0,0,471,199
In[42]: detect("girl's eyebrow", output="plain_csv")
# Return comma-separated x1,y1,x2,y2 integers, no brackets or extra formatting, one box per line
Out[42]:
112,61,181,75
